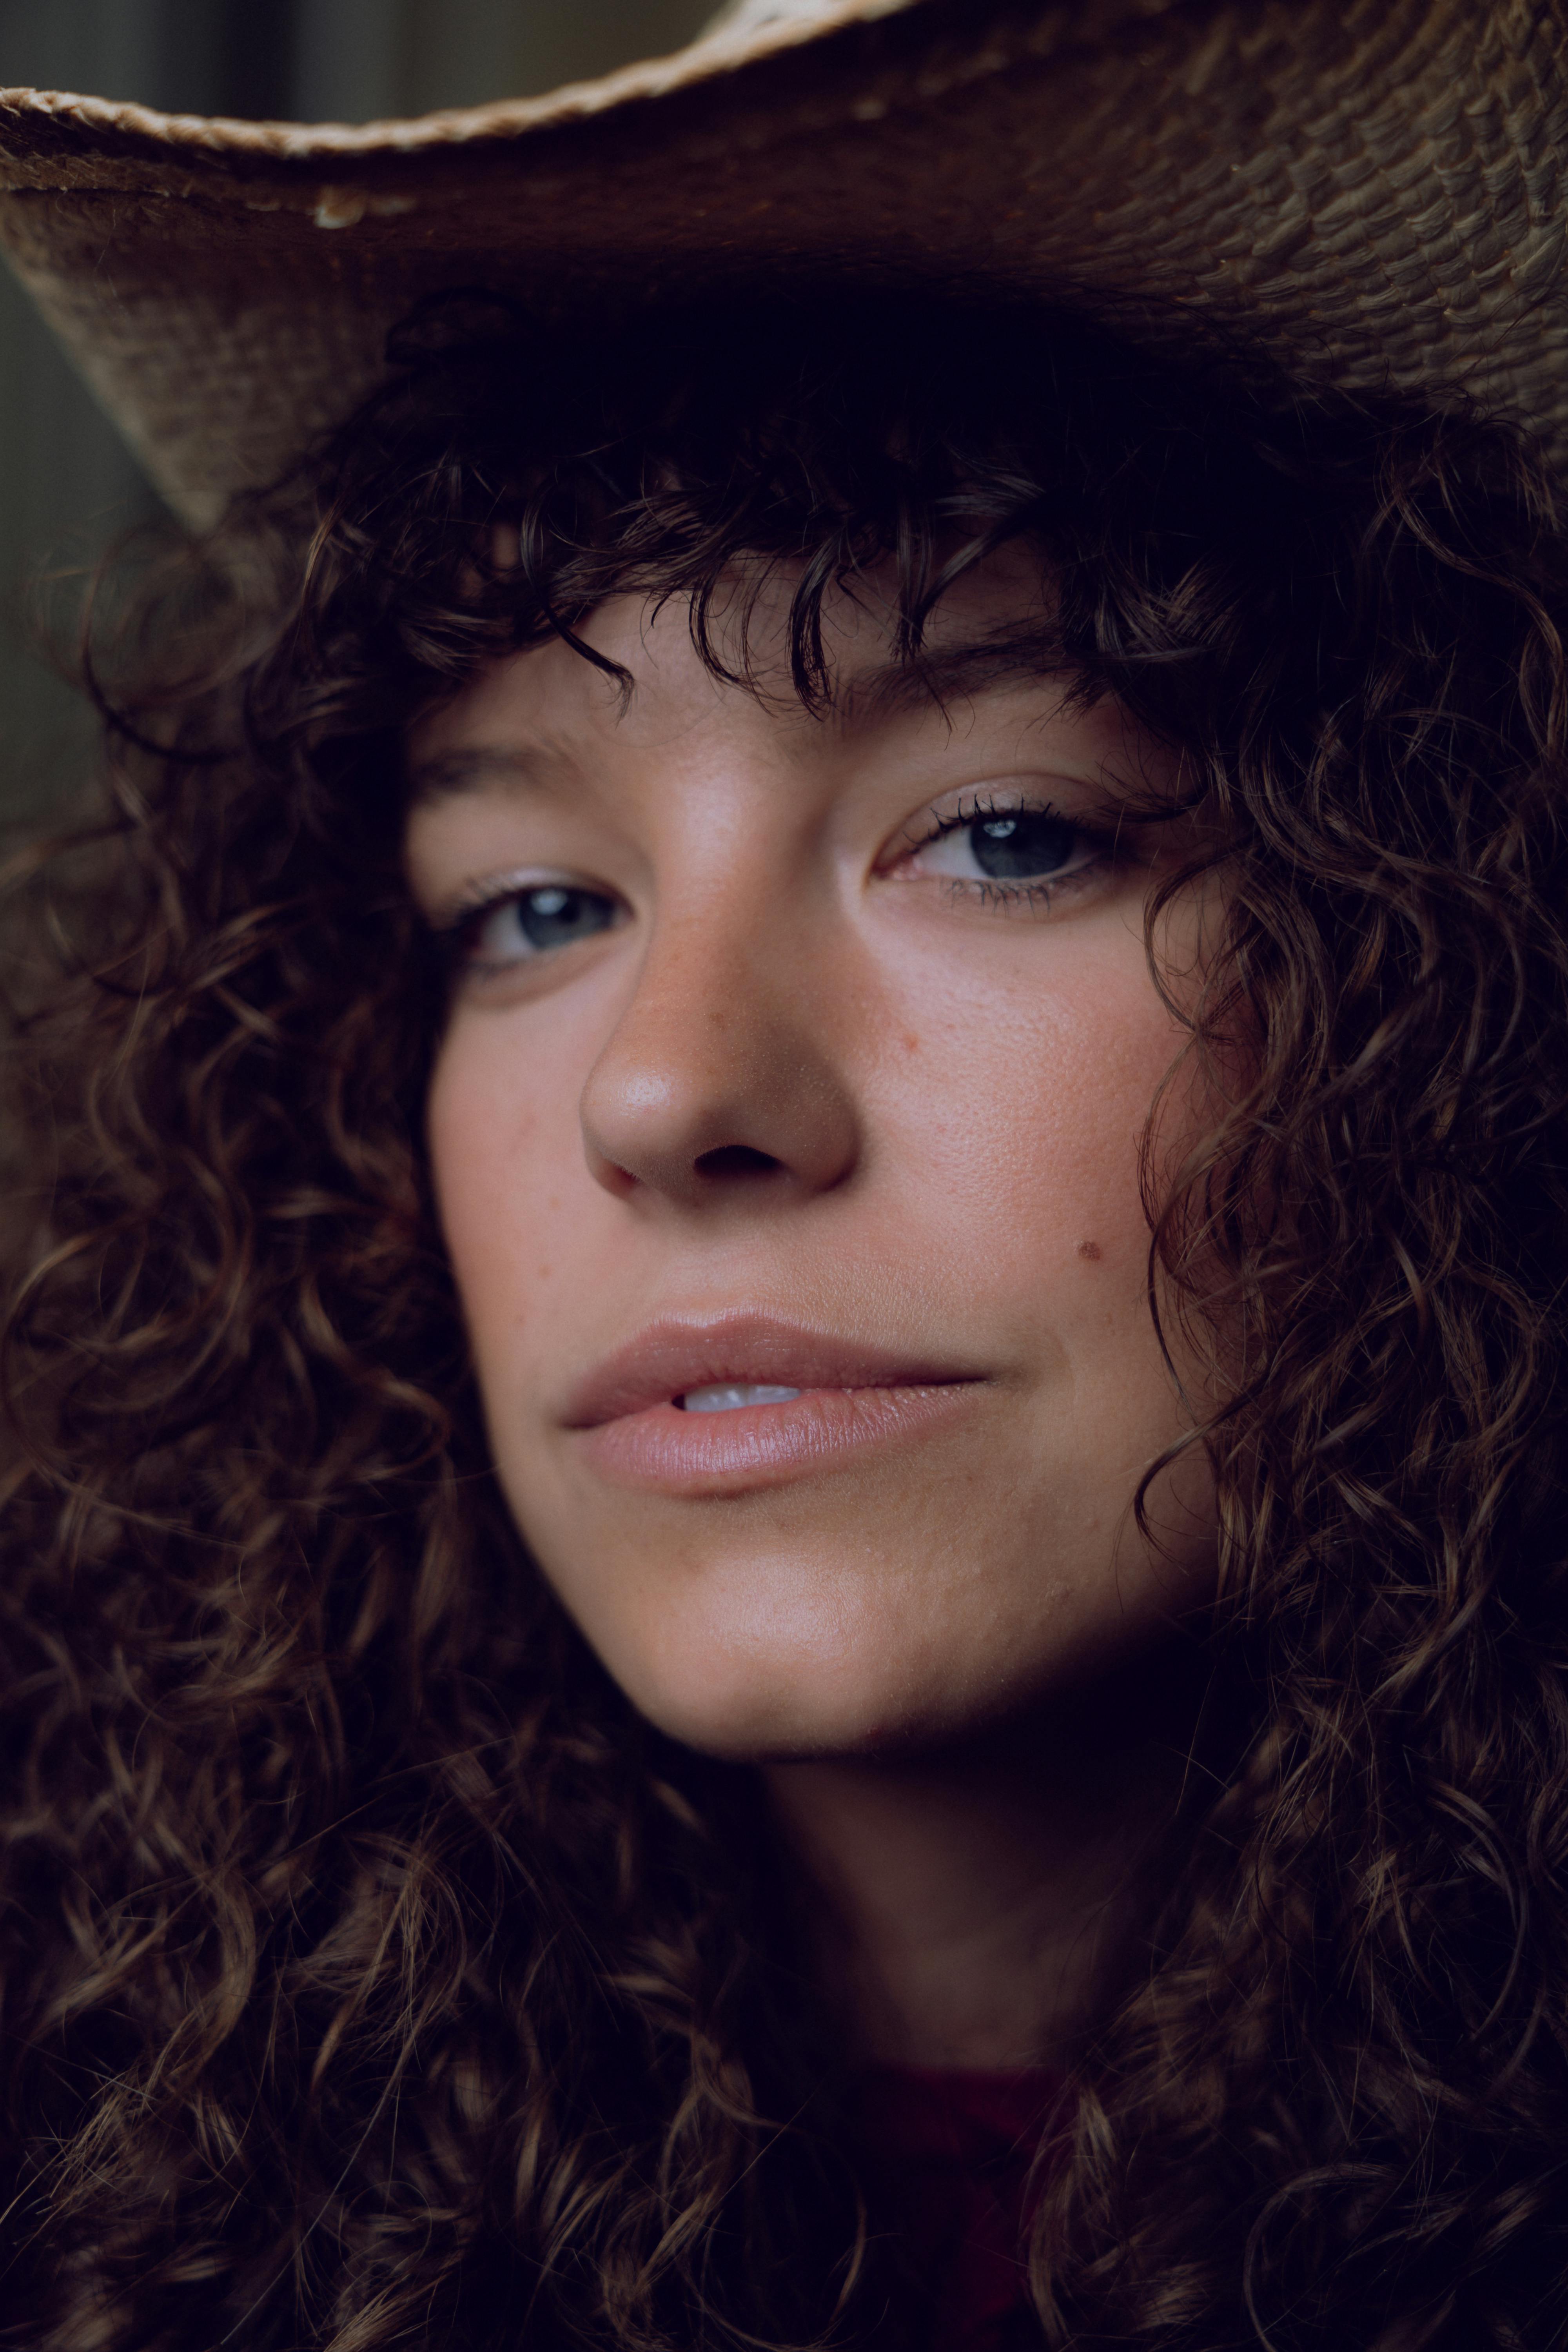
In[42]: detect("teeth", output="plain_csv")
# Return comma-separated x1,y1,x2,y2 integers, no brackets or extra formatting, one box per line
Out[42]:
679,1383,802,1414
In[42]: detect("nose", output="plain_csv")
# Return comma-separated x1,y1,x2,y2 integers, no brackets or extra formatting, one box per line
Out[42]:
579,904,861,1208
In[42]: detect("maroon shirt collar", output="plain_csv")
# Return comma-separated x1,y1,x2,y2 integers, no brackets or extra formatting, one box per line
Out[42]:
850,2065,1067,2351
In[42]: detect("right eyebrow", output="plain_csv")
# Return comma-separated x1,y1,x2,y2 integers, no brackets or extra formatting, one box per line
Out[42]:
405,743,563,805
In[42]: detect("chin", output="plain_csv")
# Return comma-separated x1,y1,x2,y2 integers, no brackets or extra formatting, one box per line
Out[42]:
592,1610,1024,1763
616,1665,903,1763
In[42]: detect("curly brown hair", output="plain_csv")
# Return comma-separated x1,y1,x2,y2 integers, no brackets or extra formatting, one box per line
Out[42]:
2,292,1567,2351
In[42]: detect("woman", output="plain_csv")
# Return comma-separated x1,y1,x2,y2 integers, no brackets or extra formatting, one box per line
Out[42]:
2,7,1567,2350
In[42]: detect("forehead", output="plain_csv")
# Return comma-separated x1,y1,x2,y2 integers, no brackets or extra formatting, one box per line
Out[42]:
407,545,1063,793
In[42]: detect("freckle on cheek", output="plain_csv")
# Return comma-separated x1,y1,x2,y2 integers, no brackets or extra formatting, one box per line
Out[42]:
902,1033,919,1053
1076,1240,1103,1261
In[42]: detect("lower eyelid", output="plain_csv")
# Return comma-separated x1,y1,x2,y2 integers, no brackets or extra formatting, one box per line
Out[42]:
947,869,1097,906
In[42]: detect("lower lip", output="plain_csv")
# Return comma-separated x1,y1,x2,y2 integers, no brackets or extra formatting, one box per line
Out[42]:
572,1383,980,1494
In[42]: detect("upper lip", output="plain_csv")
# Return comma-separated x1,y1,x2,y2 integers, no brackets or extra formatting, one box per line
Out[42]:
561,1313,979,1428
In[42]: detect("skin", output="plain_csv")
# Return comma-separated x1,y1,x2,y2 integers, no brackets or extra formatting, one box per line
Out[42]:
405,559,1220,2067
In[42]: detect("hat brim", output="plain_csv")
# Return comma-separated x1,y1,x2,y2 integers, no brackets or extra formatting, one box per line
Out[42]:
2,0,1564,527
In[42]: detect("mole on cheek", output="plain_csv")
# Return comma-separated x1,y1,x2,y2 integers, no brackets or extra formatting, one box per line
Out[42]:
1076,1240,1103,1261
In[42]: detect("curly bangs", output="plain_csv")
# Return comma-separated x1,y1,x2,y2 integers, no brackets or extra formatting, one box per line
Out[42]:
3,293,1568,2352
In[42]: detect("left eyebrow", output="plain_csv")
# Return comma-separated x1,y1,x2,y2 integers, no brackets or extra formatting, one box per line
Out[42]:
831,636,1078,735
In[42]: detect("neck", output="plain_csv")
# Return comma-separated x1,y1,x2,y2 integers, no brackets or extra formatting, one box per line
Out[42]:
764,1646,1205,2072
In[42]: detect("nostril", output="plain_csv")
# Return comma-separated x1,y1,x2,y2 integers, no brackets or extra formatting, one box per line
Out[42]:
695,1143,784,1181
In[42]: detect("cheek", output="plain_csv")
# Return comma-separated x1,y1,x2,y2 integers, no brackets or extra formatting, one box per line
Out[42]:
425,1008,588,1357
873,939,1175,1306
858,940,1210,1614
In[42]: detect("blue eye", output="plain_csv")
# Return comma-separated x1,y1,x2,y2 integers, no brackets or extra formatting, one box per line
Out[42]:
915,804,1094,887
466,883,621,966
968,811,1080,880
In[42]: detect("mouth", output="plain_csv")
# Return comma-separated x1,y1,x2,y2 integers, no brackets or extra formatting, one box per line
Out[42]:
561,1314,984,1494
678,1381,809,1413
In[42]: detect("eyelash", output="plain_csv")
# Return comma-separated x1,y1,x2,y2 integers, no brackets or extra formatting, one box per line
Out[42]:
434,888,501,961
900,793,1107,908
433,879,589,972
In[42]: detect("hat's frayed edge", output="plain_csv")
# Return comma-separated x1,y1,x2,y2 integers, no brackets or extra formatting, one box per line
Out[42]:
0,0,924,169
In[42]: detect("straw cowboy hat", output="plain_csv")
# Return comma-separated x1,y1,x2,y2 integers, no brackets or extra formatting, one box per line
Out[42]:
0,0,1565,528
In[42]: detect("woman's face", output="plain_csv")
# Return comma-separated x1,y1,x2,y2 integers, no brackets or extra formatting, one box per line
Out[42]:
405,561,1218,1760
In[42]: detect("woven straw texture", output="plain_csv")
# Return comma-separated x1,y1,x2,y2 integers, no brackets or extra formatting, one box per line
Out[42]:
0,0,1565,523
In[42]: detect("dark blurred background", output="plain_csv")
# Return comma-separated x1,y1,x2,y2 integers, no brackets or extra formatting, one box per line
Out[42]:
0,0,714,818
